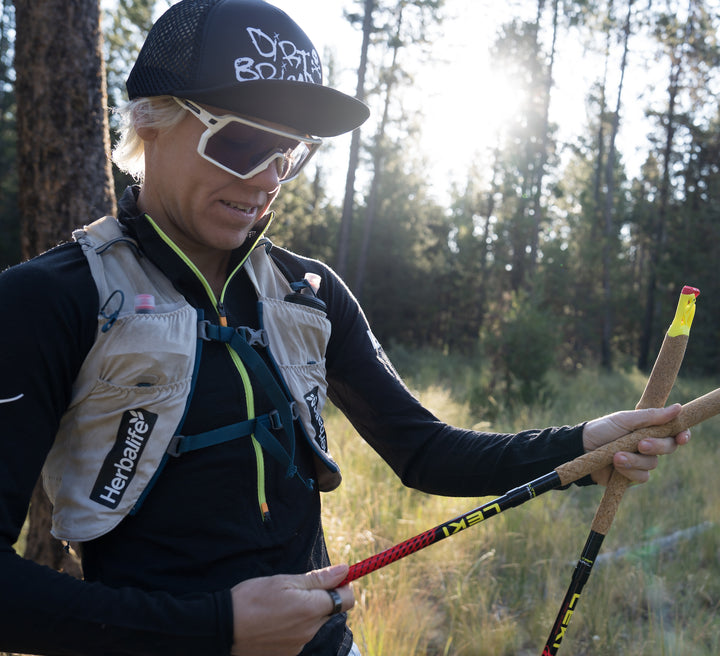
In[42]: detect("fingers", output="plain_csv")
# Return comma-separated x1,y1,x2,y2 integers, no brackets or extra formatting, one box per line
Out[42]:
303,564,354,616
613,451,657,483
303,563,349,590
230,566,355,656
639,431,690,454
611,429,690,483
588,420,691,486
583,404,685,453
672,429,692,447
639,403,683,426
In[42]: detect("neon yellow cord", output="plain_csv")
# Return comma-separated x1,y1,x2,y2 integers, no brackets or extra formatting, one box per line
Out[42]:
145,213,271,521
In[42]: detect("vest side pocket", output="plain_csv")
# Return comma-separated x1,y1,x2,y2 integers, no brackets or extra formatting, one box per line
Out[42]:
43,306,197,541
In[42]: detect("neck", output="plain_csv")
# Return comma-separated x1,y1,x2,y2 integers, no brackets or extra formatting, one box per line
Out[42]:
204,264,230,299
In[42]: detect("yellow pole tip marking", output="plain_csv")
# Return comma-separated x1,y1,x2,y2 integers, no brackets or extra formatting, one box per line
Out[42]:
668,286,700,337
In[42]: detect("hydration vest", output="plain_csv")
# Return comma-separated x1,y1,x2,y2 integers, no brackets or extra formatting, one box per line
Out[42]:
42,216,341,542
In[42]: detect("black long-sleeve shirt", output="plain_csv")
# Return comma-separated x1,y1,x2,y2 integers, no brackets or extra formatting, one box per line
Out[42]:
0,187,586,655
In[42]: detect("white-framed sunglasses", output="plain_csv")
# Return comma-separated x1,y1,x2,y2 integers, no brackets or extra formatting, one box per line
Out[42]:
174,97,322,183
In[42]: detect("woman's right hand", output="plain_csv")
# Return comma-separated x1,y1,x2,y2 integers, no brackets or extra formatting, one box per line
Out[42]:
230,564,354,656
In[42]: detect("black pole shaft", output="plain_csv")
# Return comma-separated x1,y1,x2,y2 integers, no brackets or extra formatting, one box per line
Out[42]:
542,531,606,655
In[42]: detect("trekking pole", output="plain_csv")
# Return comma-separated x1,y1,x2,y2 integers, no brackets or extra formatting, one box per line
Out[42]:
541,285,700,656
340,384,720,586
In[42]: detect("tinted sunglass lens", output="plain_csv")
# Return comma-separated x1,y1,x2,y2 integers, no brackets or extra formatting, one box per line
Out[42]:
204,124,258,174
205,123,304,178
278,145,311,181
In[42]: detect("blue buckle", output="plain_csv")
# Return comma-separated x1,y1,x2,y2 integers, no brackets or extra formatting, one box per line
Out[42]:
197,320,212,341
239,327,269,348
167,435,184,457
268,410,282,430
267,402,298,430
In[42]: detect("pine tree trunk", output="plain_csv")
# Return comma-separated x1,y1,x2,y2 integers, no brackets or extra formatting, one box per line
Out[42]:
638,16,684,371
14,0,115,260
353,3,404,300
336,0,373,278
13,0,115,575
600,0,633,371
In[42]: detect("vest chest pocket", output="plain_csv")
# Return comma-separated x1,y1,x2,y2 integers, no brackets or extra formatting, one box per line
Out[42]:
258,297,332,452
97,306,196,388
259,298,330,384
259,298,330,366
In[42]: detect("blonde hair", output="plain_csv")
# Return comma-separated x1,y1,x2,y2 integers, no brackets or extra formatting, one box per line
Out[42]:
112,96,186,181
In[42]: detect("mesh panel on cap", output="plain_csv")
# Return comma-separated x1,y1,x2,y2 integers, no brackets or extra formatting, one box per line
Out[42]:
128,0,220,97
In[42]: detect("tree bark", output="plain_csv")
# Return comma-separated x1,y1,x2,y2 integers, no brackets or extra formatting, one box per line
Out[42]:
14,0,115,260
13,0,115,576
353,3,405,299
600,0,633,371
638,2,689,371
336,0,374,278
527,0,558,281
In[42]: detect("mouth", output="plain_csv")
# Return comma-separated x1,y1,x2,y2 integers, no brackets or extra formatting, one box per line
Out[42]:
221,199,259,218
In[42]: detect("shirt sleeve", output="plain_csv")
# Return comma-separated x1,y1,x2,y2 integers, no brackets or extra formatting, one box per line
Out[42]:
306,259,587,498
0,244,233,656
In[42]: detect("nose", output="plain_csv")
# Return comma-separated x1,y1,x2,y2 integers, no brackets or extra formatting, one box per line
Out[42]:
245,157,281,192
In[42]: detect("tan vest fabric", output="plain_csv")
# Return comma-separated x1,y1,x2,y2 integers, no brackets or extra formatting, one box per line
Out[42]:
43,216,338,542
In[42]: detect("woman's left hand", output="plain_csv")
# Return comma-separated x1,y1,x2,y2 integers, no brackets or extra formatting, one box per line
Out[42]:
582,404,691,485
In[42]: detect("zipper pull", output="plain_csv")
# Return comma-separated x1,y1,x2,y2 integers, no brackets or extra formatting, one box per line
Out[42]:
217,301,228,327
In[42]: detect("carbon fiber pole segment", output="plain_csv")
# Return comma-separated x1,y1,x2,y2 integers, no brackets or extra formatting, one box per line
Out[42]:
541,531,605,656
340,472,561,585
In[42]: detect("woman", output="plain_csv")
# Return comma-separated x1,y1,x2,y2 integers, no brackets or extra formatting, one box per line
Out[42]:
0,1,688,655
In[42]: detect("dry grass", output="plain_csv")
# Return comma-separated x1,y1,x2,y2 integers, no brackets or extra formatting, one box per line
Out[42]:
7,360,718,655
322,363,720,655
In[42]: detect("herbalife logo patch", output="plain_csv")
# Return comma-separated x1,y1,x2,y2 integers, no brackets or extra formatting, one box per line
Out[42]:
90,409,157,509
304,386,327,451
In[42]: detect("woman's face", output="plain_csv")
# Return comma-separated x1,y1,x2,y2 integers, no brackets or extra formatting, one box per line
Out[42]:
137,105,283,262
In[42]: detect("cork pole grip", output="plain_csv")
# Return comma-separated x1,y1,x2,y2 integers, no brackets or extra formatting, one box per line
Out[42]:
555,387,720,486
636,335,689,409
591,334,689,534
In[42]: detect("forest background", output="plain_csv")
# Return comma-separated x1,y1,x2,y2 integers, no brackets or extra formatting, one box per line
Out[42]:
1,1,719,654
1,0,720,392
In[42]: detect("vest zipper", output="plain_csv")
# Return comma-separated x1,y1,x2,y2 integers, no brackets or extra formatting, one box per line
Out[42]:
145,215,273,523
217,300,271,523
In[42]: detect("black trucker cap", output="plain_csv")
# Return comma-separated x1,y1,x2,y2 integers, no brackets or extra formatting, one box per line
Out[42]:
126,0,370,137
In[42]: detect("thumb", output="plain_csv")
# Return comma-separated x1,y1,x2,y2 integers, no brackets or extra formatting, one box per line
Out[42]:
584,403,682,451
302,564,350,591
626,403,682,430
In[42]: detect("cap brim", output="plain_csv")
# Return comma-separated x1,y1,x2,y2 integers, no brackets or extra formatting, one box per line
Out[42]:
180,79,370,137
